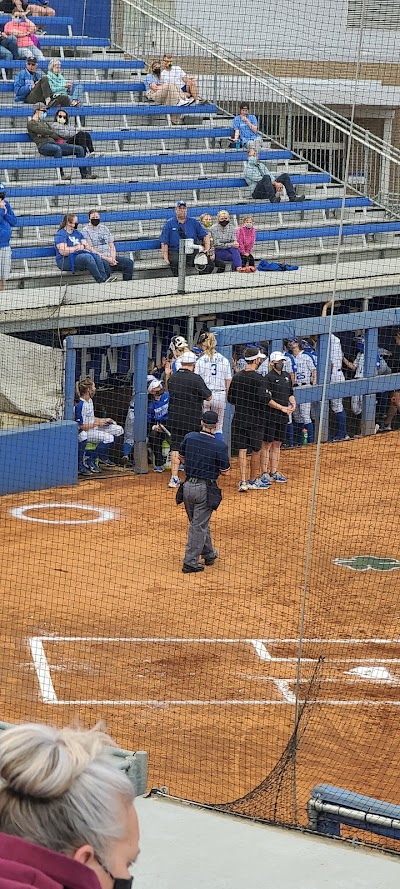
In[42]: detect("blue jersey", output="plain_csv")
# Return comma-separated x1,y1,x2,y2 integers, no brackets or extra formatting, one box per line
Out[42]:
179,431,230,480
147,391,169,425
74,397,93,427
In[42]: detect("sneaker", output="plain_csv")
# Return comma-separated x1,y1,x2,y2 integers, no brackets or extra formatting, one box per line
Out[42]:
377,424,392,433
247,477,270,489
270,471,287,483
238,480,249,492
182,563,204,573
237,267,246,272
154,465,164,473
260,473,272,486
291,194,305,202
168,476,180,489
85,460,101,474
178,96,195,106
272,195,281,203
105,274,119,284
332,434,351,442
78,464,91,476
249,266,257,272
98,457,116,468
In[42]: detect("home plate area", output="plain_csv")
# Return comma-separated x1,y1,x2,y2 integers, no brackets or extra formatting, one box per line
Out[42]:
29,637,400,706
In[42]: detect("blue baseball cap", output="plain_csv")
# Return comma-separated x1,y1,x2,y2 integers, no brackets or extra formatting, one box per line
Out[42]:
176,200,187,207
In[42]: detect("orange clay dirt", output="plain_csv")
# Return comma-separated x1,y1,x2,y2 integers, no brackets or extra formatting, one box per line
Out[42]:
0,433,399,824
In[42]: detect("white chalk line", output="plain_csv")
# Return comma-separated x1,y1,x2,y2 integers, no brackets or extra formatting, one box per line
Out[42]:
30,636,400,644
28,636,400,707
48,699,400,706
29,638,58,704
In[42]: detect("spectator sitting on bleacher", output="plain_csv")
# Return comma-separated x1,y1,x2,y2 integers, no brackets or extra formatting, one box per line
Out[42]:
82,210,134,282
4,10,44,60
28,104,97,179
244,147,305,203
210,210,243,271
52,109,95,156
0,29,19,67
47,58,83,107
14,56,71,105
230,103,262,150
144,60,193,123
161,53,200,103
0,182,16,292
160,200,210,277
54,214,111,284
237,214,256,270
18,0,56,16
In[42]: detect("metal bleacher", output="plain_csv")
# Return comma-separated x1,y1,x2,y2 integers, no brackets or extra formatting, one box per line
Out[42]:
1,22,400,289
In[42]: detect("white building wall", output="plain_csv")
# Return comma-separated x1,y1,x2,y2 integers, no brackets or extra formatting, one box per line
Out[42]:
174,0,400,63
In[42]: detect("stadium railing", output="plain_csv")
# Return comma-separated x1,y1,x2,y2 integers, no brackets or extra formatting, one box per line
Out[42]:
308,784,400,842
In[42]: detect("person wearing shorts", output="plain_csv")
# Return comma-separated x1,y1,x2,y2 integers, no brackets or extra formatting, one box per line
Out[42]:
260,351,295,484
227,346,271,492
0,182,17,290
166,350,211,488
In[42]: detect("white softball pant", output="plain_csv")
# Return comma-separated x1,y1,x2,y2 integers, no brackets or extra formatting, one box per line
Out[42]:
204,392,227,433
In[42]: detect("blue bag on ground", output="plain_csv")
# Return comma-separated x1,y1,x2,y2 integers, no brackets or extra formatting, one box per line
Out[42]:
257,260,299,271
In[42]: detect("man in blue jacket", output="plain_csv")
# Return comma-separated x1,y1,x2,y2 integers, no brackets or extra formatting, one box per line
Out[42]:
160,201,210,276
0,183,17,291
14,57,53,104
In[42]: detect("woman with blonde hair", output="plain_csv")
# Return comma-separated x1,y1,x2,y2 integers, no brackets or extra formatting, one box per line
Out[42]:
0,721,140,888
195,331,232,438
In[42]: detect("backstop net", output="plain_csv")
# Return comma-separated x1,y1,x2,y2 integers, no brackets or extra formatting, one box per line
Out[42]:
0,0,400,852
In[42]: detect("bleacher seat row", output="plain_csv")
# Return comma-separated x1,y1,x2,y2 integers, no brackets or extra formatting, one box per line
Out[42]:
0,23,399,289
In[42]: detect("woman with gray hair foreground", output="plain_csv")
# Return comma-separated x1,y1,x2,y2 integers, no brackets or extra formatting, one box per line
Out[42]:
0,721,140,889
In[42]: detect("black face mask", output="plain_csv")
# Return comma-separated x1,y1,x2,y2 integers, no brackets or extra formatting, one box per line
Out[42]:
96,857,133,889
74,222,79,229
153,67,161,76
90,218,100,226
219,219,229,227
0,193,5,200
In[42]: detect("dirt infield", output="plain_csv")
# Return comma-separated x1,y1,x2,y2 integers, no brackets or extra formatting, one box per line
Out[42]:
1,433,400,824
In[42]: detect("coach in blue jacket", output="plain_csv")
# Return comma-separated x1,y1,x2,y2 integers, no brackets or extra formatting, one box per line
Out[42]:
0,183,17,291
160,201,210,276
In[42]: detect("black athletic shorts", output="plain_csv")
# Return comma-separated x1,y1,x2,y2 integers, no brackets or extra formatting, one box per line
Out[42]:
233,421,264,453
264,411,288,443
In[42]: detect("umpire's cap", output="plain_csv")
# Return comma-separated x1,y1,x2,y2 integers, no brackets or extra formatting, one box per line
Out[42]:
202,410,218,426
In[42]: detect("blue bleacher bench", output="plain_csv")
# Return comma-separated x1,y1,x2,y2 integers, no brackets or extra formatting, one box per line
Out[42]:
308,784,400,841
14,199,373,230
0,81,145,94
0,103,218,118
1,173,331,199
10,222,400,260
0,127,232,144
0,14,73,24
0,150,293,170
0,59,145,70
33,36,110,47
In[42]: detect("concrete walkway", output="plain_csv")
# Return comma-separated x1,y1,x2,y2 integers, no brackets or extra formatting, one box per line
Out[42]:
134,794,399,888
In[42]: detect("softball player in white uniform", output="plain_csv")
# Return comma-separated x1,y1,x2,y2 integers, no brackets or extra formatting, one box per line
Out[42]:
195,332,232,435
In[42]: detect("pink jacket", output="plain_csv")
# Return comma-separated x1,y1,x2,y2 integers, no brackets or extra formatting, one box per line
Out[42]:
0,832,102,889
237,225,256,255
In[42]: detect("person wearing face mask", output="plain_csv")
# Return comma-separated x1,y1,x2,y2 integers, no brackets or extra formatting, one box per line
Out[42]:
54,214,110,283
259,351,296,485
210,211,243,272
0,721,140,889
27,104,96,179
82,210,134,282
244,148,305,203
52,109,95,155
0,182,17,292
160,201,210,277
144,60,191,123
237,214,257,271
3,10,44,60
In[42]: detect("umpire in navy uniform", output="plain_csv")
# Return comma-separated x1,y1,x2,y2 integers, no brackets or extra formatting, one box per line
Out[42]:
177,410,230,573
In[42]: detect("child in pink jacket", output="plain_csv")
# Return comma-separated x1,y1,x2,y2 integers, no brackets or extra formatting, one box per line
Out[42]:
237,215,256,271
